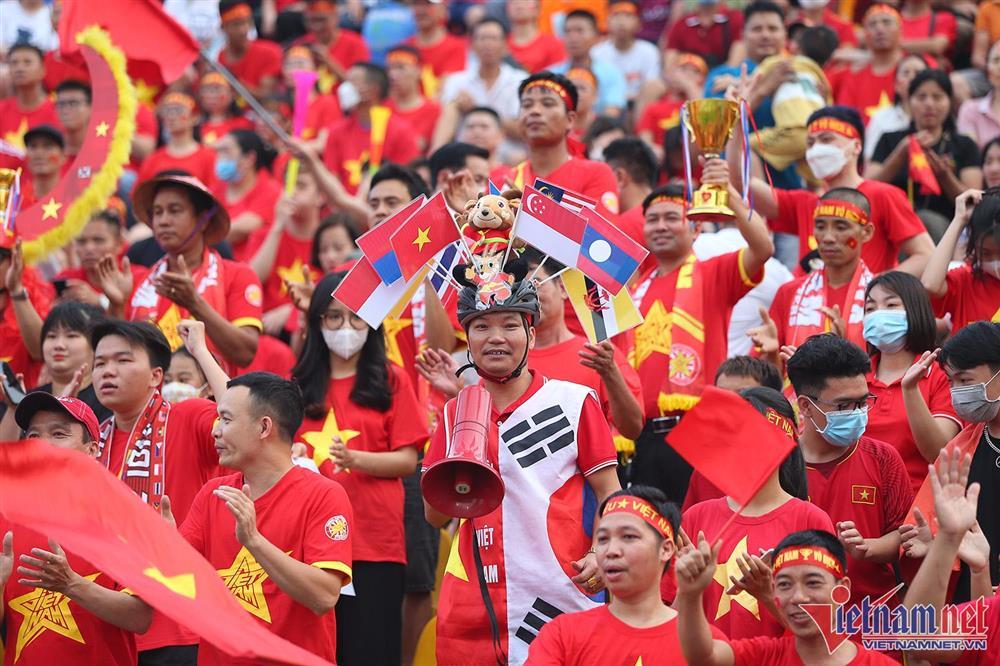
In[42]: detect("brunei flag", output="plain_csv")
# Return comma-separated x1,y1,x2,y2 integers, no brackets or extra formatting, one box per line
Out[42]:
562,269,643,344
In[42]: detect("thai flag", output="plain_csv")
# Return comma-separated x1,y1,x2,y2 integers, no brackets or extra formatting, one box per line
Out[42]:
333,256,425,328
576,207,648,294
355,195,425,284
533,178,596,213
514,185,586,267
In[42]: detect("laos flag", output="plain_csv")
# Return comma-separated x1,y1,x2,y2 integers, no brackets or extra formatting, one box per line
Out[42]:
576,207,648,294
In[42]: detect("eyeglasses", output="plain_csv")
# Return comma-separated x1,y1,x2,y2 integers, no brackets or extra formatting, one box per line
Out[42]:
55,99,87,109
805,394,877,413
322,310,367,330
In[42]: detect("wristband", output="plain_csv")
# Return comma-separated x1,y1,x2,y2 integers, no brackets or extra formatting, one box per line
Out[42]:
10,290,28,301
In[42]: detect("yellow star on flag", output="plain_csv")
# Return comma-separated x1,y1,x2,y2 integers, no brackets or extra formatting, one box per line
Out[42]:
144,567,197,599
41,198,62,220
217,546,272,622
8,573,100,661
412,227,431,251
301,408,360,469
95,121,110,137
383,315,413,368
712,536,761,620
911,152,929,169
865,91,892,119
134,79,160,108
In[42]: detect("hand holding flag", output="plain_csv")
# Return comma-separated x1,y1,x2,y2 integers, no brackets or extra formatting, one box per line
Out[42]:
908,134,942,196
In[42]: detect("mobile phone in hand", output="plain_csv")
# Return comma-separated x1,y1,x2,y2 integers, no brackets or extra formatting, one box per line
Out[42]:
1,361,25,406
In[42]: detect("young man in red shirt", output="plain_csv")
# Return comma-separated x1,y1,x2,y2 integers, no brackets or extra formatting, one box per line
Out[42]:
0,43,58,152
406,0,466,95
830,4,904,124
217,1,283,99
625,167,772,506
91,320,224,664
899,0,955,60
136,93,217,187
386,45,441,155
786,334,913,607
732,105,931,276
528,486,728,665
176,372,352,665
507,0,565,73
676,529,898,665
299,0,370,94
53,80,91,160
20,124,66,207
1,393,152,666
322,62,420,194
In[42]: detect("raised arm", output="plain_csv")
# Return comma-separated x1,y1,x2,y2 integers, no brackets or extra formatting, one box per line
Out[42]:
178,319,231,399
5,242,43,361
676,533,735,666
922,190,980,298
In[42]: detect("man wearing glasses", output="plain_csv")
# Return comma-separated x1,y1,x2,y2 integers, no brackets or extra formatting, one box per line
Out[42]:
787,333,914,608
54,80,91,160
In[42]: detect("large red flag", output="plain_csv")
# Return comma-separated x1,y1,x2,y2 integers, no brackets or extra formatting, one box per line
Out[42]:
58,0,200,83
908,135,942,196
390,192,461,280
0,440,331,666
666,386,796,507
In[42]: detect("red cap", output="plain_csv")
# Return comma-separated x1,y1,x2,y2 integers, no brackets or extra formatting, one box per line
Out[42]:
15,392,102,444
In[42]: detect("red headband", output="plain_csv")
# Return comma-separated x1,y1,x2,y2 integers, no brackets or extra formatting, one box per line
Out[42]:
608,2,638,15
864,4,902,25
387,50,420,67
220,3,252,22
808,117,860,140
566,68,597,89
602,496,675,542
306,0,336,12
814,200,870,226
765,408,797,439
523,79,575,111
160,92,196,112
677,53,709,77
772,546,845,578
645,194,686,211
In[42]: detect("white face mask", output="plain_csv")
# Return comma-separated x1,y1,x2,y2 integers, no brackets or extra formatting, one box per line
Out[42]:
799,0,829,8
806,142,848,180
322,328,368,360
162,381,203,403
337,81,360,112
981,259,1000,280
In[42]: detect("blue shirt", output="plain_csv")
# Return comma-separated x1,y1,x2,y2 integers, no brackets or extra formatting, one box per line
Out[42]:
552,60,627,115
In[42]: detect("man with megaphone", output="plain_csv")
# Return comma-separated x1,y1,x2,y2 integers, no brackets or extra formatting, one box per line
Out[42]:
422,259,621,666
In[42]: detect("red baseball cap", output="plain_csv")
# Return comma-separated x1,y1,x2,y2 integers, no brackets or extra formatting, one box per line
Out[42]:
15,392,102,444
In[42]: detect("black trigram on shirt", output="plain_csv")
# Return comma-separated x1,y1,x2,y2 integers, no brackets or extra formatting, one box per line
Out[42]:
501,405,575,468
514,597,564,645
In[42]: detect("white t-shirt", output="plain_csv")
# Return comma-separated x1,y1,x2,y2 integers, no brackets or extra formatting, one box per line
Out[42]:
590,39,661,100
439,63,528,121
0,0,56,52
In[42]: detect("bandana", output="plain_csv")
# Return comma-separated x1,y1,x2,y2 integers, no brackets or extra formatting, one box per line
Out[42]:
814,200,870,226
523,79,575,111
220,2,252,22
98,391,170,510
765,408,797,439
864,3,902,24
387,50,420,67
602,496,675,542
807,117,860,140
772,546,845,578
608,1,638,15
566,68,597,89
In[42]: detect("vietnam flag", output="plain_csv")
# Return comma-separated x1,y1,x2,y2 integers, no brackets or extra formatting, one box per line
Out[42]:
908,135,942,196
0,440,331,666
390,192,461,280
666,386,796,507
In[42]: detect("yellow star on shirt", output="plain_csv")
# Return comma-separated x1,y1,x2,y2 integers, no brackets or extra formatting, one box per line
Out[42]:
712,536,760,620
8,573,100,662
3,117,28,150
383,315,413,368
277,256,310,295
301,408,360,469
865,91,893,120
218,546,272,623
95,121,109,137
631,300,673,368
41,198,62,220
412,227,431,251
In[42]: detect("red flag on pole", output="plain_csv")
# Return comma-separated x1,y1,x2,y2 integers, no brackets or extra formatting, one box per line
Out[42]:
0,440,331,666
908,135,942,196
58,0,200,83
390,192,461,280
666,386,796,507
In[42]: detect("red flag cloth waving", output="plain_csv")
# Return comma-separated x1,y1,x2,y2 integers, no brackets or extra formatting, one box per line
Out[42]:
908,135,942,196
0,440,331,666
58,0,199,83
666,387,797,506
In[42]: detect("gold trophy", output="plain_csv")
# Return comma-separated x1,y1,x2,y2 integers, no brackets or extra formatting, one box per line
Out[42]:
0,168,19,232
683,99,740,223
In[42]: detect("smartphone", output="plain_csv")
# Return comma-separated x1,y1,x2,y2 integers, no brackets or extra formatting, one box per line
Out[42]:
1,361,25,406
53,278,68,296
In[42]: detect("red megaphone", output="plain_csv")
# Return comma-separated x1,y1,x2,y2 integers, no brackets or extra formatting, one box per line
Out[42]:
422,384,505,518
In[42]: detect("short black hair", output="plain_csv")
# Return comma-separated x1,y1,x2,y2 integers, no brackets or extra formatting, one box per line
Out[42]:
91,320,172,373
229,128,277,171
518,71,579,113
786,334,871,397
908,69,955,130
565,9,598,30
583,118,625,154
939,322,1000,374
520,246,566,276
864,271,937,355
819,187,871,218
370,163,429,200
41,302,105,342
310,212,358,270
807,106,865,155
715,356,783,392
642,183,686,214
472,16,508,37
740,387,808,500
226,372,304,442
599,485,681,571
772,529,848,575
967,187,1000,270
7,42,44,62
55,79,92,104
603,138,658,188
387,44,420,61
354,62,389,100
428,142,490,189
465,106,501,125
795,25,839,67
744,1,785,23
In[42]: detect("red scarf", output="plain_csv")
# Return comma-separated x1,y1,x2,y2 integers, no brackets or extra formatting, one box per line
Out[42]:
785,261,871,348
98,390,171,510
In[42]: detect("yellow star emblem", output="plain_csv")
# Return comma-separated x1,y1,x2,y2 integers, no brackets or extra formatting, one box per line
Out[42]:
712,536,760,620
443,519,469,582
276,256,310,296
156,304,185,351
382,315,413,368
412,227,431,251
344,150,370,187
911,152,929,169
8,573,100,661
95,121,109,137
859,488,871,501
865,90,892,120
301,408,360,469
218,545,272,622
144,567,197,599
2,117,28,150
631,300,673,368
992,305,1000,323
41,198,62,220
203,130,218,145
133,79,160,109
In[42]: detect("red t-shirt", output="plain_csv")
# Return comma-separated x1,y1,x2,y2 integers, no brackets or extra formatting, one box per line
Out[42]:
527,605,727,665
637,97,682,148
901,10,957,52
301,93,342,141
214,174,282,261
407,33,467,80
805,437,913,606
200,115,254,146
668,497,834,639
237,333,297,378
180,466,353,665
771,181,926,275
321,112,420,194
830,64,895,124
387,97,441,155
507,33,566,73
243,226,318,313
217,40,283,91
955,596,1000,666
731,634,899,665
326,29,371,71
295,365,428,563
866,357,961,494
665,10,744,68
931,264,1000,332
493,156,621,220
0,96,59,150
136,145,217,188
127,104,159,170
0,520,137,666
768,275,864,350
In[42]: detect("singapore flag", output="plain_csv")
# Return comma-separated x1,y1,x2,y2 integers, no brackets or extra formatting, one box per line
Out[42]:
513,185,586,267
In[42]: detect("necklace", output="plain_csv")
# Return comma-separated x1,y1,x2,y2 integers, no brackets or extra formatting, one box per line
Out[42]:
984,428,1000,469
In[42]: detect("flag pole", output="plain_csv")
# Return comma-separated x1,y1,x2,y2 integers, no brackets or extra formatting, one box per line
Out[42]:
200,50,290,143
711,502,746,544
537,266,570,285
528,254,549,281
429,257,463,292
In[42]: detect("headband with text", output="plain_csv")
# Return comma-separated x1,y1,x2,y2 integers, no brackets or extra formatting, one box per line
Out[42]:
807,117,860,141
602,496,675,542
772,546,845,578
814,200,870,226
523,79,575,112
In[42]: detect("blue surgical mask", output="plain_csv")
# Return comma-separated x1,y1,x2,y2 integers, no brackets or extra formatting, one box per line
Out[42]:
808,399,868,447
863,310,908,353
214,158,239,183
